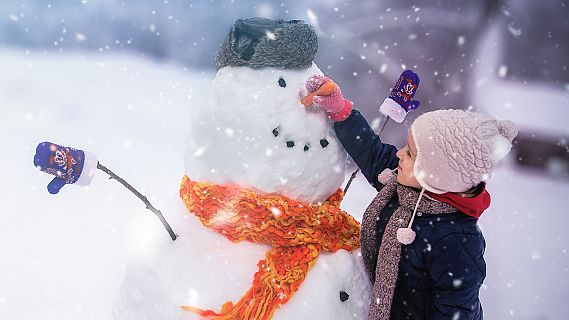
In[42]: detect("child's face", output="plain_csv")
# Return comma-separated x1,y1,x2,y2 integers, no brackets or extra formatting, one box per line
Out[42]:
396,130,422,189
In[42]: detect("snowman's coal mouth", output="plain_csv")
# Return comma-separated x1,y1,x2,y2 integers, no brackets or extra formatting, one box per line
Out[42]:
272,126,329,152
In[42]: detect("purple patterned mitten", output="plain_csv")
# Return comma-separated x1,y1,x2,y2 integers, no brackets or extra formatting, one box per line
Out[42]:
33,142,98,194
379,70,420,123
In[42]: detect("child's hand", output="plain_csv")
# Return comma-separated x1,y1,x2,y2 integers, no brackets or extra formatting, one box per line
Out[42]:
305,75,353,122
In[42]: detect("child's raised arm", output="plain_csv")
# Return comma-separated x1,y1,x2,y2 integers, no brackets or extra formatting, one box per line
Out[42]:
334,110,398,191
305,75,399,191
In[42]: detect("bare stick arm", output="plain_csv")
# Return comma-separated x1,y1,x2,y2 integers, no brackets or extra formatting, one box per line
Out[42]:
97,162,177,241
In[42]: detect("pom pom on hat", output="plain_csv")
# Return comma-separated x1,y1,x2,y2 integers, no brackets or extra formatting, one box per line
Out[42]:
410,110,518,194
498,119,518,142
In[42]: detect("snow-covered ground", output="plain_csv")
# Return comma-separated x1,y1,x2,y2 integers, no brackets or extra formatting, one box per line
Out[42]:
0,50,210,319
1,50,568,319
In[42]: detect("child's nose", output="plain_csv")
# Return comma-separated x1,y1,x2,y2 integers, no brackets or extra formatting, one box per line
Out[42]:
396,149,403,159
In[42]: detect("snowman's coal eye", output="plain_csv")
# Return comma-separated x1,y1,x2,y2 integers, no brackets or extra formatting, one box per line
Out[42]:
339,290,349,302
278,77,287,88
320,139,329,148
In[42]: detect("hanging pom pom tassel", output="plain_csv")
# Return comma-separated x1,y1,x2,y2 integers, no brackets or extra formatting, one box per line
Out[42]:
396,228,416,245
397,188,425,245
377,168,398,185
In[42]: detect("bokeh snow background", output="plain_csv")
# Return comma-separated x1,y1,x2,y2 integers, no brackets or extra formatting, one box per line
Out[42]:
1,1,568,319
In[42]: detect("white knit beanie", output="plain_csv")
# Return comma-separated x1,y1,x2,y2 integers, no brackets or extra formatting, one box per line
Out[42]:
411,109,518,194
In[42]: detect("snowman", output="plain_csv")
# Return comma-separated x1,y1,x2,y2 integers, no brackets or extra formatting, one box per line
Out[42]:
112,18,371,320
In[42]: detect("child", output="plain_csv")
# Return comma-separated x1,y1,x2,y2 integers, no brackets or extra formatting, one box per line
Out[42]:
306,74,518,319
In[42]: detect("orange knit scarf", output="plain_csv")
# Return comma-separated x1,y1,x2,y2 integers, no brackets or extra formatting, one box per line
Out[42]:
179,175,360,320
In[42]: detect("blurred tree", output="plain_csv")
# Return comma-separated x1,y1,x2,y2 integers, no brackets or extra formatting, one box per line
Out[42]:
311,0,503,145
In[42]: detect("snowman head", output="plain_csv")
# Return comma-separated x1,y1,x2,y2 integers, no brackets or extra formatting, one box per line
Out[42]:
185,18,347,204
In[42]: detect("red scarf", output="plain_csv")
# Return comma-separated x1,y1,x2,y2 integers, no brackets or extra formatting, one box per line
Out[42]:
426,184,491,219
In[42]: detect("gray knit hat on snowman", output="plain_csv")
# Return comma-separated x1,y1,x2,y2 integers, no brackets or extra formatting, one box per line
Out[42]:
411,109,518,194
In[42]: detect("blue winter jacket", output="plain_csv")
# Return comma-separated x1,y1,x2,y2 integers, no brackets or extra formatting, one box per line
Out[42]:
334,110,486,320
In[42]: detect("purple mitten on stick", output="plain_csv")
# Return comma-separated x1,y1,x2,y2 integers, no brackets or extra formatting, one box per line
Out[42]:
379,70,420,123
33,142,98,194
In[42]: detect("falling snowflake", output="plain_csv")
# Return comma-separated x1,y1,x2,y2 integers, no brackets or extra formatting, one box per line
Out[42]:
270,207,281,217
75,33,86,41
498,65,508,78
453,279,463,288
507,24,522,38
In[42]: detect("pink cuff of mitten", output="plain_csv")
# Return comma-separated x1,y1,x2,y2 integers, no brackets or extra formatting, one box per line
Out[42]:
329,99,353,122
